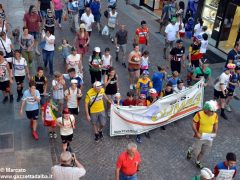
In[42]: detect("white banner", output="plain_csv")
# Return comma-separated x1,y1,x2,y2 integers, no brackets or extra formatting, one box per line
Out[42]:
110,79,204,136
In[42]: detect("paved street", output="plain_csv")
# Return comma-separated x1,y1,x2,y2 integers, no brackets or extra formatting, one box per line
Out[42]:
0,0,240,180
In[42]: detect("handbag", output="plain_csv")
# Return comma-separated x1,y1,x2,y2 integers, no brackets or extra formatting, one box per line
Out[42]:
101,25,109,36
39,40,46,49
87,92,99,115
0,39,13,58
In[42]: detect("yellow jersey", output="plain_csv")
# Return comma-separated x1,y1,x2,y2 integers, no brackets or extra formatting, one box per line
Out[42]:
85,88,105,113
193,111,218,134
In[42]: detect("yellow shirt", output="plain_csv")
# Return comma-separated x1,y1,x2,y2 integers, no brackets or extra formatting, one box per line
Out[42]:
85,88,105,113
193,111,218,134
136,77,153,91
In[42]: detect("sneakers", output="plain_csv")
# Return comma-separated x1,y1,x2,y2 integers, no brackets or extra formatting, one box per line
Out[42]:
220,112,228,120
99,131,103,140
32,131,39,140
195,161,204,169
49,132,53,138
2,96,8,104
53,132,57,139
186,147,193,160
59,24,62,28
95,133,100,143
136,135,142,143
144,132,150,138
9,95,13,103
225,105,232,112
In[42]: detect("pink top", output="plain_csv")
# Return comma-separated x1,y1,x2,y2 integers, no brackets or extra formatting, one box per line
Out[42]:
52,0,63,10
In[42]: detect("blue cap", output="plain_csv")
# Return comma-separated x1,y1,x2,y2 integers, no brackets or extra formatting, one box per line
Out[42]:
142,70,149,75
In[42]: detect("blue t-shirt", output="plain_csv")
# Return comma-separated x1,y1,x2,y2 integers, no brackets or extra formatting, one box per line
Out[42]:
228,73,240,91
152,72,165,93
114,99,123,106
90,2,101,16
22,89,40,111
167,76,179,88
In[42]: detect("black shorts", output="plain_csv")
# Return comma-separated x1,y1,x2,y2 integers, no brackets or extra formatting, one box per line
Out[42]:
128,68,139,72
15,76,25,85
171,61,181,73
227,88,234,96
61,134,73,144
26,109,39,120
68,108,78,115
0,80,10,91
191,60,200,68
214,89,227,99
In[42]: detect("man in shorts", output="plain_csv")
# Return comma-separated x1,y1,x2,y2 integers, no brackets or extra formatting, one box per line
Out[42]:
115,24,128,67
85,81,112,142
0,51,13,104
19,81,41,140
187,100,218,169
134,20,149,53
214,65,232,120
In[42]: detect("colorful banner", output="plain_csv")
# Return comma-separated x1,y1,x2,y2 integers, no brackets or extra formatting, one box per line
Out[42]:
110,79,204,136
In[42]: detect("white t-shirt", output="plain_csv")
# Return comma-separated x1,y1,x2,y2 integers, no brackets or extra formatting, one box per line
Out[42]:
141,56,149,69
200,40,208,53
52,165,86,180
214,72,230,91
0,60,9,82
108,11,118,28
11,57,27,76
0,37,12,55
80,13,94,32
173,86,186,93
45,105,54,121
57,115,75,135
102,54,111,67
66,54,81,73
64,88,81,108
165,23,179,41
52,79,65,100
194,23,202,37
44,34,55,51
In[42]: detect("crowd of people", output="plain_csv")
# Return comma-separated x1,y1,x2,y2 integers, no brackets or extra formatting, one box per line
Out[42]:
0,0,239,179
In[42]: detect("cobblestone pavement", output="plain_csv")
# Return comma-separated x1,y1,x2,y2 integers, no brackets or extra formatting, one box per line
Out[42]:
0,0,240,180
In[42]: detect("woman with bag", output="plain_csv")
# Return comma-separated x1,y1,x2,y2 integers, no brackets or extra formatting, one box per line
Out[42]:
75,23,90,63
0,32,14,67
41,30,55,75
89,47,102,84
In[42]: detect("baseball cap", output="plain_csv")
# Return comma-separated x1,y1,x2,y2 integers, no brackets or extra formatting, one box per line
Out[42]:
171,17,177,23
226,63,236,69
149,88,158,96
94,47,101,53
79,23,86,29
115,92,121,97
93,81,102,88
142,70,149,75
71,79,78,84
200,168,214,179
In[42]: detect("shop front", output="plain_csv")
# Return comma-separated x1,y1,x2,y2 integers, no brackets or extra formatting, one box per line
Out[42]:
197,0,240,53
139,0,164,16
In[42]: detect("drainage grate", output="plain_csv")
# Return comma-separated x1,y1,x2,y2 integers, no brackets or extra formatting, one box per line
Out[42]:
130,4,142,10
0,133,14,153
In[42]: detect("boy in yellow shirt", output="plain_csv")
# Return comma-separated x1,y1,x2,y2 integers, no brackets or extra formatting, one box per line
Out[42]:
136,70,152,97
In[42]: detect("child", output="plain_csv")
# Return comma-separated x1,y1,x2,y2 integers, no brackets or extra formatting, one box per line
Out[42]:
114,92,123,106
56,108,75,152
200,33,208,58
136,70,153,97
102,47,112,76
140,50,149,75
42,97,58,139
12,28,21,50
59,39,72,61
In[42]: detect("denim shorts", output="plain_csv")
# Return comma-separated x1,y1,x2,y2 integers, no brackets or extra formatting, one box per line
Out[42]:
29,32,39,40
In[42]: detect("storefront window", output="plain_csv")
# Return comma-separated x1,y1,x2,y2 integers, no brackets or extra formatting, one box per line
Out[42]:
218,3,240,53
201,0,219,35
